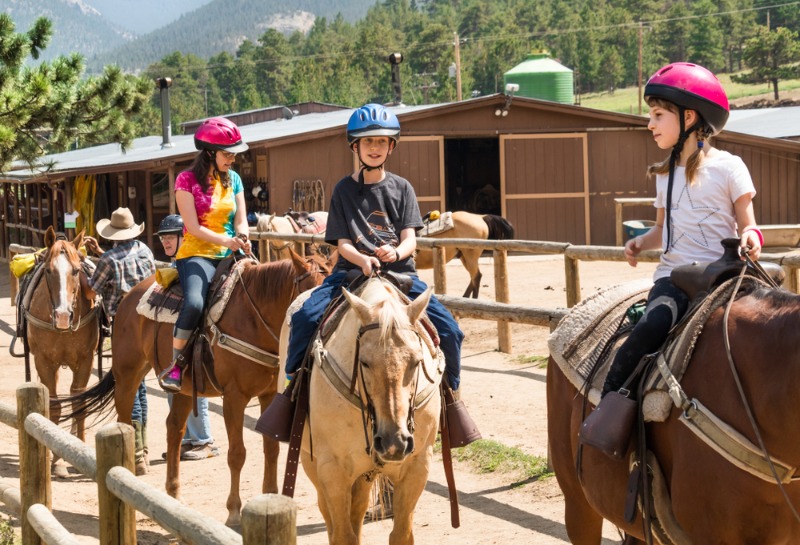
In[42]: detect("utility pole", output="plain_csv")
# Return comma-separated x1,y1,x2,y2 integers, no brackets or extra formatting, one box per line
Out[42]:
453,32,463,101
638,21,643,115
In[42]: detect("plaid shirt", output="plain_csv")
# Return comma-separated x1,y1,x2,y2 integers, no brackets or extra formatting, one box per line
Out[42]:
89,240,155,317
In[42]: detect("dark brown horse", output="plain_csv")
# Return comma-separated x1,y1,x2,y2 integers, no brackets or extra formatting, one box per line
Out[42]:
548,281,800,544
415,211,514,298
25,227,99,477
58,250,329,525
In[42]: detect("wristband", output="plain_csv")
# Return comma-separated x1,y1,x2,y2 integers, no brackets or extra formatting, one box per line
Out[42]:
742,227,763,246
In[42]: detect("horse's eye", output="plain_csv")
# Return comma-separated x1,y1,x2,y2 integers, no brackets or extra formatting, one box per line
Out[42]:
359,360,370,369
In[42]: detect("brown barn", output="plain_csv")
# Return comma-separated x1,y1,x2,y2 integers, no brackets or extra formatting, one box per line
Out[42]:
3,95,798,260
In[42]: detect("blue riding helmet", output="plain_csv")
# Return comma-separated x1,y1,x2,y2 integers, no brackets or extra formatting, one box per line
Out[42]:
346,104,401,144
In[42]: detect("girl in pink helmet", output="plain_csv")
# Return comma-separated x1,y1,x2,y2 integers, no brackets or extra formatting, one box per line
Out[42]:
159,117,252,392
581,63,763,456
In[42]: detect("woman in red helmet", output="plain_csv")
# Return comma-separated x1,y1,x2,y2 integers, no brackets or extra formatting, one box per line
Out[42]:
159,117,252,392
582,63,763,455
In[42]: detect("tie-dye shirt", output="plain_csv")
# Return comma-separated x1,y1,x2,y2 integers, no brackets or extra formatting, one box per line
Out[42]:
174,170,243,260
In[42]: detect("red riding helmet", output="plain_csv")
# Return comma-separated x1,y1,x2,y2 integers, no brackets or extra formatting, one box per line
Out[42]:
644,62,729,134
194,117,249,153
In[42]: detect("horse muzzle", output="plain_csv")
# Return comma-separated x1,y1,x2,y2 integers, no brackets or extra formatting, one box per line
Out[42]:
372,430,415,462
53,309,74,330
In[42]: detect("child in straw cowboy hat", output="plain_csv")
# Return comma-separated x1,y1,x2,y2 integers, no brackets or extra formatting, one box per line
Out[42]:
80,206,155,475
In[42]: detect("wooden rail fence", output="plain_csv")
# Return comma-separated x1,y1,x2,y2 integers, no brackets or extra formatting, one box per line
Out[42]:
0,383,296,545
11,235,800,354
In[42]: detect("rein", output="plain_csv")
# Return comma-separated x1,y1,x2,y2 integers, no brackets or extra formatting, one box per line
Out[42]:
720,257,800,522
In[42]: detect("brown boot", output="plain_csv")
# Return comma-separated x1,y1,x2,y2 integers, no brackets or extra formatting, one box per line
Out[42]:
443,385,482,448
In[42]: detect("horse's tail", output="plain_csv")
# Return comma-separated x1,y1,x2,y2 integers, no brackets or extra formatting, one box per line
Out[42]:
52,371,117,425
482,215,515,240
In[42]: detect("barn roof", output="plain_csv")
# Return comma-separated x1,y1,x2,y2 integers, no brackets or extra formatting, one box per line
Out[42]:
4,95,798,183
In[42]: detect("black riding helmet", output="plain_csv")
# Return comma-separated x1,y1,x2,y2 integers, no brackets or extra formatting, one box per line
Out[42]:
157,214,184,235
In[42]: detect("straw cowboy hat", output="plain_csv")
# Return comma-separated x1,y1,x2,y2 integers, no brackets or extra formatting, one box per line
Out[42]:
96,207,145,241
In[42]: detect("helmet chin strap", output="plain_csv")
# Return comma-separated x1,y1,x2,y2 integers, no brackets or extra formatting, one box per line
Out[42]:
664,108,699,254
355,141,388,195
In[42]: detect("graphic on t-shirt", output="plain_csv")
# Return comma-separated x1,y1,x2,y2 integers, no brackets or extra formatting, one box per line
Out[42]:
365,211,399,249
670,183,720,251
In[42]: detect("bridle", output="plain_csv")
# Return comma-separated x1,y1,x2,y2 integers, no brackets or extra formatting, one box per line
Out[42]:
351,321,431,457
28,245,95,333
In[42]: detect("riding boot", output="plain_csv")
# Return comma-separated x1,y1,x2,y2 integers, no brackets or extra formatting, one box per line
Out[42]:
133,421,148,476
442,378,482,448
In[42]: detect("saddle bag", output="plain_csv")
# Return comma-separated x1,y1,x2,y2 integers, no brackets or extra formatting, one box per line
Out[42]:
579,389,637,460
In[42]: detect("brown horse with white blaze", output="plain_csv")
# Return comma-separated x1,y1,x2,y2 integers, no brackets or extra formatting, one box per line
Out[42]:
57,249,329,525
27,227,99,476
547,281,800,544
415,211,514,298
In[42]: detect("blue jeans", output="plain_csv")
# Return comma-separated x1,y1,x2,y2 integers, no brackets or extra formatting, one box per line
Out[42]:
175,256,221,337
167,393,213,446
131,380,147,425
286,271,463,390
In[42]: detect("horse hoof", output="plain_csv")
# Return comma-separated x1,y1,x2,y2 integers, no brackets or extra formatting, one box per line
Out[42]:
52,464,70,479
225,515,241,528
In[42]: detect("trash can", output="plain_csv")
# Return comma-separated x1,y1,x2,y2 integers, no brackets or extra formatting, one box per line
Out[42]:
623,220,656,241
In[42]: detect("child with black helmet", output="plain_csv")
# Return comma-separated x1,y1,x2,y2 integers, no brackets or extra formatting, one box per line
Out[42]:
582,63,763,457
156,214,219,461
278,103,480,446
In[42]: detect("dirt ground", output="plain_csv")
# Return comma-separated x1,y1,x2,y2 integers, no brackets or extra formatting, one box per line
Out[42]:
0,254,658,544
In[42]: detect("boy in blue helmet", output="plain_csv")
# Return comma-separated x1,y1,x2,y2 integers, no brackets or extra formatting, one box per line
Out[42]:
281,103,480,446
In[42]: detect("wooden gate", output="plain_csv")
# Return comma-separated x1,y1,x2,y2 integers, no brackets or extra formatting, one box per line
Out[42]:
500,133,590,244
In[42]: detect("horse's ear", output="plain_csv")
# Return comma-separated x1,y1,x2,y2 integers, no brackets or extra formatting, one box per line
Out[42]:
289,248,306,272
342,288,373,325
45,226,56,249
407,287,433,324
72,229,85,250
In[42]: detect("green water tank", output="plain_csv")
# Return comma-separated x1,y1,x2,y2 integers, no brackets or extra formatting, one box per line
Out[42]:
503,53,574,104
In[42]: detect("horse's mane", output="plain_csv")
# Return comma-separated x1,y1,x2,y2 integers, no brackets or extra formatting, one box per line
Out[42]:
239,259,299,302
748,286,800,307
366,281,408,345
46,239,81,269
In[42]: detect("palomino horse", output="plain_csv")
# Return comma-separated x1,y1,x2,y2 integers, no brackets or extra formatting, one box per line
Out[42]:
255,211,328,260
288,276,443,545
59,250,329,525
548,278,800,544
26,227,99,477
415,211,514,298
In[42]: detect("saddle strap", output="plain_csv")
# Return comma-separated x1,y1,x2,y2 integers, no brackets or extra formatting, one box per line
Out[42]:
209,324,280,368
440,387,460,528
282,371,310,498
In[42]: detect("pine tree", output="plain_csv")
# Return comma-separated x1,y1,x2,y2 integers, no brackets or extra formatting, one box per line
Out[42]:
732,26,800,100
0,14,150,172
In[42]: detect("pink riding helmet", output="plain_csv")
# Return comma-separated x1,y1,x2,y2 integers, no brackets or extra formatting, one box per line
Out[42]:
644,62,729,134
194,117,249,153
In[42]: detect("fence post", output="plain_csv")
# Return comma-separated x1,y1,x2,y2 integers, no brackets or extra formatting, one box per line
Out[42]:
17,383,50,545
564,254,581,308
96,423,136,545
432,246,447,294
242,493,296,545
493,249,511,353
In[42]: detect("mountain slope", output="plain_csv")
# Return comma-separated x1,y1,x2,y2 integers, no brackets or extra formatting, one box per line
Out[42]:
86,0,214,35
86,0,377,74
7,0,132,63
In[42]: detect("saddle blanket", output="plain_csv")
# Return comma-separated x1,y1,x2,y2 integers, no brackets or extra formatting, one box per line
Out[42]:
420,211,454,237
135,261,247,325
549,276,746,422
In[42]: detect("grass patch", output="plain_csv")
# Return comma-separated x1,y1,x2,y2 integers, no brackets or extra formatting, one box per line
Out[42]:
0,518,18,545
580,72,800,114
437,438,551,483
515,354,548,368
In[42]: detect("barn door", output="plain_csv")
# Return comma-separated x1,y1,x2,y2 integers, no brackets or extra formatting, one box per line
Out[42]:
500,133,590,244
384,136,444,215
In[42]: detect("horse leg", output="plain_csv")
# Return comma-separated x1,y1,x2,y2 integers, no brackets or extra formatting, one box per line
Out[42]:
348,476,373,541
222,391,250,527
458,249,483,299
164,393,192,500
257,392,280,494
69,356,93,443
38,362,70,478
388,458,430,545
315,461,359,545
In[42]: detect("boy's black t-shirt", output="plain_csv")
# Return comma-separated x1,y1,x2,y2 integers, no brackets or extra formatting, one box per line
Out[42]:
325,172,423,274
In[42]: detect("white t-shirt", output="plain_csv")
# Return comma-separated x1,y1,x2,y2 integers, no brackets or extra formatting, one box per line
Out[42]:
653,150,756,280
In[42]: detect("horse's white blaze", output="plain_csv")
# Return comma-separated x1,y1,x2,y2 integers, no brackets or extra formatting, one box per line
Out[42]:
53,253,73,328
